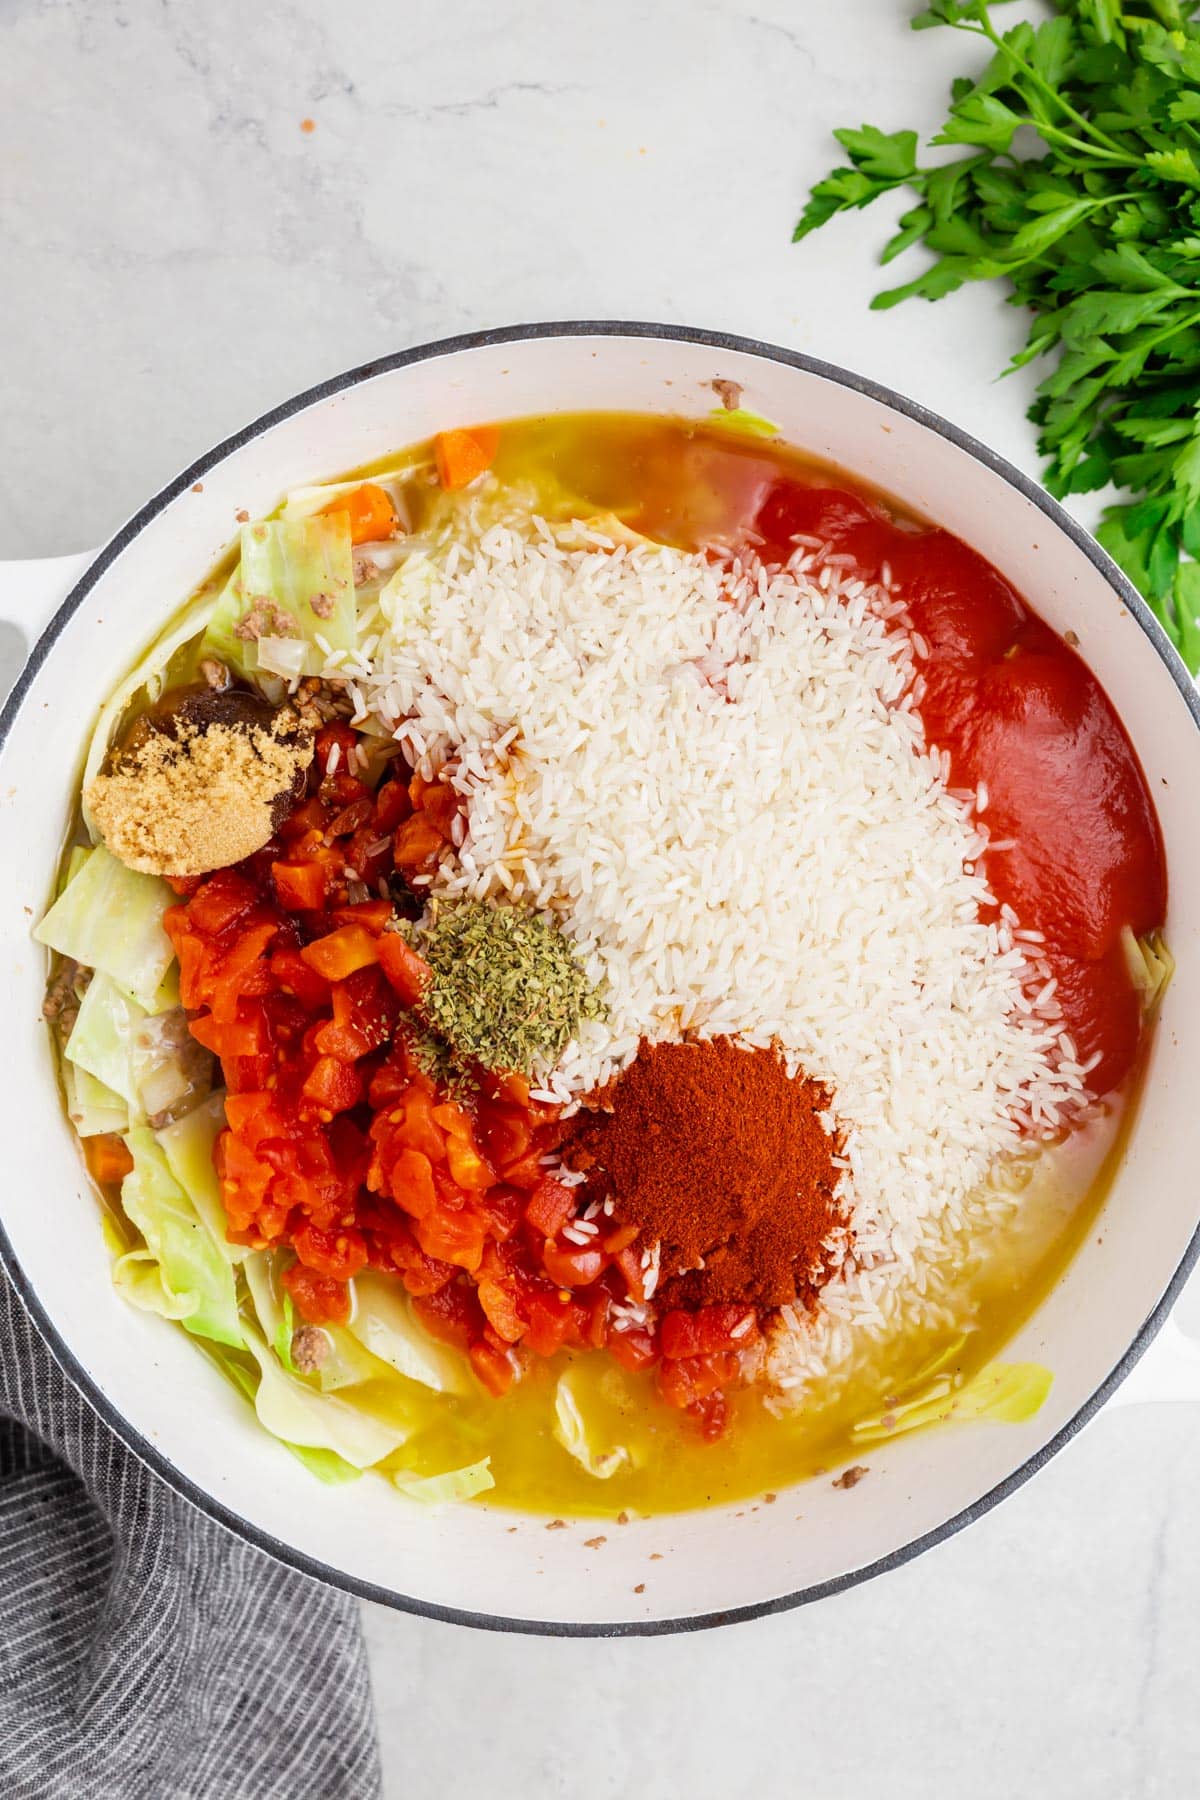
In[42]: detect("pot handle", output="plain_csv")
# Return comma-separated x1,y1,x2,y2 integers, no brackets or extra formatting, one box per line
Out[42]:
0,551,96,702
1106,1311,1200,1409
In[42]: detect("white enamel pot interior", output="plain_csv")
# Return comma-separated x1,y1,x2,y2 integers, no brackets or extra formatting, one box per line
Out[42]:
2,323,1199,1635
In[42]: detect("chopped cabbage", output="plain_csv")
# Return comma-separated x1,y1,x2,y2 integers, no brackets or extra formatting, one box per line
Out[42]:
156,1093,243,1264
62,1060,128,1138
65,972,146,1108
36,847,175,1011
240,1322,410,1469
281,465,425,523
1121,925,1174,1014
209,1346,362,1484
851,1359,1053,1444
391,1459,494,1506
202,514,356,680
553,1368,630,1479
348,1269,475,1395
132,1007,213,1124
119,1127,243,1348
706,405,781,439
113,1248,197,1322
79,588,221,824
243,1251,386,1393
379,550,440,637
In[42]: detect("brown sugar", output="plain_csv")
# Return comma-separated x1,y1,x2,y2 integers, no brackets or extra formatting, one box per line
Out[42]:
87,704,313,877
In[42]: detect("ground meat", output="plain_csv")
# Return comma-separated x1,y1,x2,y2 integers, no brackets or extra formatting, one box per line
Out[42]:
233,597,300,642
832,1465,868,1490
290,1326,329,1374
42,959,89,1041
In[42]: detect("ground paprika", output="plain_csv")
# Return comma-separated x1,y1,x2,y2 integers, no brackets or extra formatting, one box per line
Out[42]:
570,1036,847,1310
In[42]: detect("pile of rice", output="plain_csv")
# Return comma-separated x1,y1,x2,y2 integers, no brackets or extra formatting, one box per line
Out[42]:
328,502,1088,1392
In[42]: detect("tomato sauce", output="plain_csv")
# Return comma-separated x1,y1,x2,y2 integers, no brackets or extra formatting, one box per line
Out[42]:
755,483,1167,1096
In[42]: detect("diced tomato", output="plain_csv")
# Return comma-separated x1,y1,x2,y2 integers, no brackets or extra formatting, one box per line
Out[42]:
315,722,360,776
279,795,328,842
445,1135,494,1192
373,778,411,834
615,1244,646,1304
602,1221,639,1256
291,1220,368,1281
690,1390,731,1441
607,1325,659,1372
269,945,330,1010
392,813,445,872
282,1262,351,1326
327,899,394,934
271,860,327,911
300,924,380,981
661,1305,759,1360
187,869,260,936
388,1147,439,1219
523,1288,579,1356
499,1148,547,1191
301,1055,364,1115
524,1176,575,1238
477,1278,526,1344
470,1337,522,1396
541,1239,605,1289
377,932,433,1006
658,1351,739,1409
413,1280,481,1345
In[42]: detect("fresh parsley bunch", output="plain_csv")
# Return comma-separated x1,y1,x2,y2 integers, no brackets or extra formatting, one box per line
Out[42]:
796,0,1200,670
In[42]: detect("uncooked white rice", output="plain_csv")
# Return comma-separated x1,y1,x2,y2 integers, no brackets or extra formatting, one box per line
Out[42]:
328,498,1086,1396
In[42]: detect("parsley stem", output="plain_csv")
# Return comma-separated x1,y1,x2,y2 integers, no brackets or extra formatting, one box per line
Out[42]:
963,8,1138,162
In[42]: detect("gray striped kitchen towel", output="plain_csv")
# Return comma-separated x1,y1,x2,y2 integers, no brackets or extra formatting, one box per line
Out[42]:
0,1268,382,1800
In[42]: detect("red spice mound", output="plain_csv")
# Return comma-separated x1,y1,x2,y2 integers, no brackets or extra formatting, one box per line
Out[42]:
570,1037,847,1310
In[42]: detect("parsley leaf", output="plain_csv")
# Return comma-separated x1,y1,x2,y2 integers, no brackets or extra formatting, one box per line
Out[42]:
794,0,1200,671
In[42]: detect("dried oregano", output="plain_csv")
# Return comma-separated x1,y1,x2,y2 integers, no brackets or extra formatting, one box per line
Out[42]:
409,898,605,1076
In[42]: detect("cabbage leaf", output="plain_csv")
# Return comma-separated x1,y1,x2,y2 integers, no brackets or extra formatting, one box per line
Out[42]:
553,1368,630,1480
65,972,146,1108
851,1359,1053,1445
202,514,356,681
390,1459,494,1506
348,1269,475,1395
242,1251,383,1392
119,1126,243,1348
706,405,781,440
156,1093,242,1264
209,1345,362,1484
37,847,175,1011
62,1060,128,1138
240,1322,410,1469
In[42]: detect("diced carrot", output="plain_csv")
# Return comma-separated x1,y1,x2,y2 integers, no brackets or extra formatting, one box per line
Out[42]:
434,425,500,491
320,481,401,545
85,1133,134,1187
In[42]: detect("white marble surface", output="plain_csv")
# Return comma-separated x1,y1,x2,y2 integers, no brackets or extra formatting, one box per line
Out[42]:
5,1,1200,1794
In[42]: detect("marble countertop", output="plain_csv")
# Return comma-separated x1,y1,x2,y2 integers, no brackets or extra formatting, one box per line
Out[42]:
4,1,1200,1794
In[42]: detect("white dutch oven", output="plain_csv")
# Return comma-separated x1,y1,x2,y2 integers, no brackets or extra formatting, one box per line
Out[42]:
2,323,1200,1635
